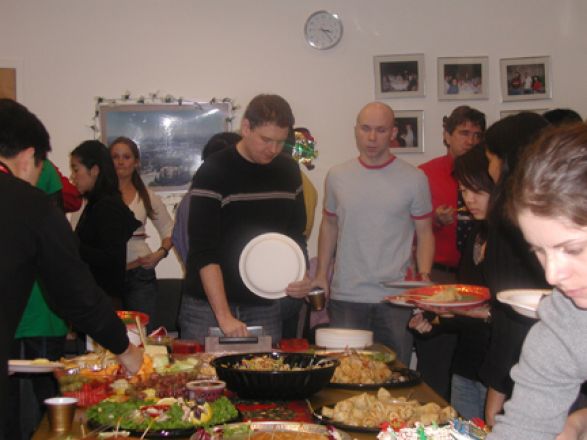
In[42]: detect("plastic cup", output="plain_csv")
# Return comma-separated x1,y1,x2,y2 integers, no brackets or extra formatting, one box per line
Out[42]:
147,335,175,353
44,396,77,432
308,288,326,311
186,379,226,402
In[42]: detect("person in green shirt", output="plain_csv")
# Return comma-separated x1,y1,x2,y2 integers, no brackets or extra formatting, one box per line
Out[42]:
8,160,69,440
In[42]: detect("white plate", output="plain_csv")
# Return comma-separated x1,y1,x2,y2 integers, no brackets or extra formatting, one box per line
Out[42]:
315,328,373,349
9,359,63,373
380,280,434,289
239,233,305,299
497,289,552,319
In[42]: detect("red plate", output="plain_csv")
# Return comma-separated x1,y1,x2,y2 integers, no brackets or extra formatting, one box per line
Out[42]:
385,284,490,308
116,310,149,326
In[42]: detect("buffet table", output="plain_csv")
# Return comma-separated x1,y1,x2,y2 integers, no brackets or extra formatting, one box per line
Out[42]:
32,346,446,440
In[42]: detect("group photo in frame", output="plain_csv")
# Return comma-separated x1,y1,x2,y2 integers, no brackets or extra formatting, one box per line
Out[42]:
437,56,489,100
99,101,231,193
391,110,424,153
374,54,425,99
500,56,551,102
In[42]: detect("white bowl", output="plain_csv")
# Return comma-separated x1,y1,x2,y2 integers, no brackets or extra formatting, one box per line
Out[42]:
315,328,373,349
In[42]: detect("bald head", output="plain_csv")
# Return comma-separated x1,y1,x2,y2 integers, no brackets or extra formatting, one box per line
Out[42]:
356,102,395,127
354,102,398,166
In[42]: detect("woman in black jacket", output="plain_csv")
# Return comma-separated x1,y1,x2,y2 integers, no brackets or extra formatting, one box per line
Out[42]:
480,112,550,425
70,140,140,307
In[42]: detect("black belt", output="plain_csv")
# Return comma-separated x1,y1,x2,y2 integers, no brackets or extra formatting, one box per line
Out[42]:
432,263,458,274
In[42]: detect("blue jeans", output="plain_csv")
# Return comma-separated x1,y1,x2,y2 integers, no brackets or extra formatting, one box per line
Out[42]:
178,296,282,344
123,267,158,332
329,300,413,365
451,373,487,420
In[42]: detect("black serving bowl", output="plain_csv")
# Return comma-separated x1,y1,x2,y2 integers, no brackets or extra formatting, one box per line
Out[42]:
211,352,339,400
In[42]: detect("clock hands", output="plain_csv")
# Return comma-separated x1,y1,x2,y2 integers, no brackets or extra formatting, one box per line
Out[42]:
320,28,333,42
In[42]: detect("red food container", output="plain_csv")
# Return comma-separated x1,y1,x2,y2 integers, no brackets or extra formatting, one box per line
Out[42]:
172,339,203,354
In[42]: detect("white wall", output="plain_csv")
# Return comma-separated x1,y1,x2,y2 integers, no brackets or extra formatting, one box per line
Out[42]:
2,0,587,278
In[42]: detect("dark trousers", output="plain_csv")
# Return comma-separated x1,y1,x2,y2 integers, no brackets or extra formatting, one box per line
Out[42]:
123,267,158,333
6,337,66,440
413,267,458,401
279,296,304,339
414,332,458,401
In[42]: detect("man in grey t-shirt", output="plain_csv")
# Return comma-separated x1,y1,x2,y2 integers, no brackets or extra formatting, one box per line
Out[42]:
312,102,434,364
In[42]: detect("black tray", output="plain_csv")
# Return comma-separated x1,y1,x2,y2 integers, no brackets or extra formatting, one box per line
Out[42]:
312,407,380,433
87,408,240,438
328,367,421,390
87,419,195,439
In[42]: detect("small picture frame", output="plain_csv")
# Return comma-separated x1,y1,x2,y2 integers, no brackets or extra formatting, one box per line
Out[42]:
437,56,489,100
500,108,548,119
500,56,551,102
391,110,424,153
374,54,425,99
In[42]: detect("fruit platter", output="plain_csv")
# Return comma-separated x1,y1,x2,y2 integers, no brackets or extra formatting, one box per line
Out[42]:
56,351,201,406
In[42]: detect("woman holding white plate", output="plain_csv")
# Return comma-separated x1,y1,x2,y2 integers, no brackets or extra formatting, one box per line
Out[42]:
409,145,493,420
488,124,587,439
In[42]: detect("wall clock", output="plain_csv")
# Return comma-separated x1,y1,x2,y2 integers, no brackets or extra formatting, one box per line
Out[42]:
304,10,343,50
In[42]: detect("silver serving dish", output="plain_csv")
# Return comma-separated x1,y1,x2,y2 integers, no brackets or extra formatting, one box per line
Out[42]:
196,421,351,440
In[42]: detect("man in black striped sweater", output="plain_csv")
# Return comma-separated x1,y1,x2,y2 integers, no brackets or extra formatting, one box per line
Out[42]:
180,94,311,344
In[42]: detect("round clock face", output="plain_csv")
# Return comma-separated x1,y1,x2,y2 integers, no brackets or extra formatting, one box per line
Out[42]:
304,10,343,50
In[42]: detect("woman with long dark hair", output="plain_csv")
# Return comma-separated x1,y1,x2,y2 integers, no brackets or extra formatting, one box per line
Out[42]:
479,112,550,425
410,145,494,419
109,137,173,325
70,140,140,307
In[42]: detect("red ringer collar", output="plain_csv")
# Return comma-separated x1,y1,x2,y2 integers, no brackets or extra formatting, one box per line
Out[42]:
0,160,12,175
358,155,396,169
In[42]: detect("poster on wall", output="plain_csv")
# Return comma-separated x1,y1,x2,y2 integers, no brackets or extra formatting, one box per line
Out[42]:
99,102,231,198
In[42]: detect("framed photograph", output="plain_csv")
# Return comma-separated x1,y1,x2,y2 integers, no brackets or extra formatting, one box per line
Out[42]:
500,56,551,101
437,56,489,100
99,102,231,193
374,54,425,98
391,110,424,153
500,108,548,119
